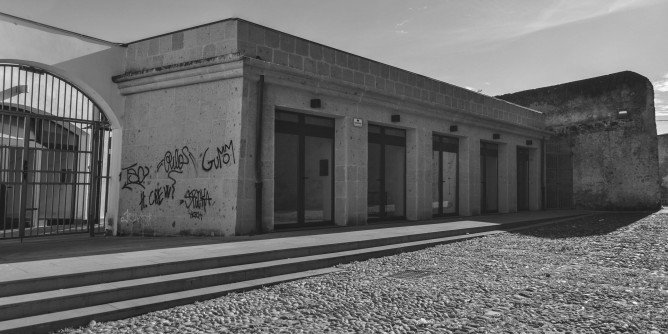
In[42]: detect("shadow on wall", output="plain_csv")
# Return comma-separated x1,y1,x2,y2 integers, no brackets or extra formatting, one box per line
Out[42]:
511,212,653,239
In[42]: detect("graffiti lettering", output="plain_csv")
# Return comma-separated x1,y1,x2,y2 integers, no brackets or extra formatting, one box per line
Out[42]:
120,209,153,235
180,188,214,212
121,163,150,190
157,146,197,183
201,140,236,172
139,184,175,210
188,210,204,220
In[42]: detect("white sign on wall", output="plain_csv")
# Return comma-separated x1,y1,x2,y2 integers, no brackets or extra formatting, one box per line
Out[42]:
353,118,363,128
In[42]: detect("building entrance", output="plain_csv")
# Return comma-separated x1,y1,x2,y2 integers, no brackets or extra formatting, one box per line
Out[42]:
368,125,405,221
480,142,499,213
274,110,334,227
432,135,458,216
517,147,530,211
1,63,112,239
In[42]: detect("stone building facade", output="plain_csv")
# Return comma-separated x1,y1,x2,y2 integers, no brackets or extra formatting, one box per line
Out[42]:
111,19,548,236
4,18,660,239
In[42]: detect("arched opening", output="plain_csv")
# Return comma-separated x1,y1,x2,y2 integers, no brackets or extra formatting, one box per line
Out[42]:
0,62,115,239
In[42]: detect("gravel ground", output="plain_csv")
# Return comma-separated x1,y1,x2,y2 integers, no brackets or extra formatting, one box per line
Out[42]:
59,212,667,333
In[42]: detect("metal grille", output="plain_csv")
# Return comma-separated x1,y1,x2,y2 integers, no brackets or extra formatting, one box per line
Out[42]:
0,63,112,239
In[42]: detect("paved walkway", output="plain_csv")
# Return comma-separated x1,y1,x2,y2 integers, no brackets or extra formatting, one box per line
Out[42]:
0,210,588,283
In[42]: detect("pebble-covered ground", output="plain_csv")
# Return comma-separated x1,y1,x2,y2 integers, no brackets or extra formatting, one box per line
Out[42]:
59,212,667,333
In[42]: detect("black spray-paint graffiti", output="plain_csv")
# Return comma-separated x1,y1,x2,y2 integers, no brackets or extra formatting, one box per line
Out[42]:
121,163,150,190
188,211,204,220
125,142,236,219
201,140,236,172
156,146,197,184
139,184,176,210
180,188,214,213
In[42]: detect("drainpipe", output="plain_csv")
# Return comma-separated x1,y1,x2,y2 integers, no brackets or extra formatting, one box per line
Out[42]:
541,137,546,210
255,75,265,233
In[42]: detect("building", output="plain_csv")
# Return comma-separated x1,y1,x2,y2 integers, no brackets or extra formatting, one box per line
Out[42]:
499,71,660,211
0,18,660,239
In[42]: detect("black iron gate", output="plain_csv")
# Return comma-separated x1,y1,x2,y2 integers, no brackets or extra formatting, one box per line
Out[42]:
0,63,112,239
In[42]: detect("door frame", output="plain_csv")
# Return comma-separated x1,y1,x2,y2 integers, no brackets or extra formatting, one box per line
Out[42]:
516,146,531,211
274,109,335,228
367,124,406,222
432,134,459,217
480,141,499,214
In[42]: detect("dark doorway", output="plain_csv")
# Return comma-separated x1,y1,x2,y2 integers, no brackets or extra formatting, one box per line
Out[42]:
545,139,574,209
274,110,334,228
480,142,499,213
517,147,530,211
432,135,458,216
368,125,406,221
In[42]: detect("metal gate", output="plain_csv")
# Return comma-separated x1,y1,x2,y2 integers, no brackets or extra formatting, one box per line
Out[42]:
0,63,112,239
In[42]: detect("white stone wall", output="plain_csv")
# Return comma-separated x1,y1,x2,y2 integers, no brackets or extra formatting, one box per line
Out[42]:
117,69,244,236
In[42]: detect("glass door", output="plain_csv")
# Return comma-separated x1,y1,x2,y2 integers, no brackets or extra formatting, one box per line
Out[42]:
517,147,530,211
432,135,458,216
274,111,334,228
368,125,405,221
480,142,498,213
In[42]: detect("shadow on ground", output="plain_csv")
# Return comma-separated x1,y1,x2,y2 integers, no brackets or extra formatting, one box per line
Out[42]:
510,212,654,239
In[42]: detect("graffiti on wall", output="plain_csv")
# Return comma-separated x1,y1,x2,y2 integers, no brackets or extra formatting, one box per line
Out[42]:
180,188,214,220
202,140,236,172
120,209,153,235
139,184,176,210
156,146,197,184
121,140,236,224
121,163,150,190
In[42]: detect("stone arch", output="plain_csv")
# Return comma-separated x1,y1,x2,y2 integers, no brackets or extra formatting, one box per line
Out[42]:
0,59,123,237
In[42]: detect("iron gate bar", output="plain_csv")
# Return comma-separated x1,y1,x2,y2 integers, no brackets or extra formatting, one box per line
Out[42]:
0,63,112,239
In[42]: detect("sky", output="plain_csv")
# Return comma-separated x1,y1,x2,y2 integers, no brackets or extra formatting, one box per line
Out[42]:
1,0,668,131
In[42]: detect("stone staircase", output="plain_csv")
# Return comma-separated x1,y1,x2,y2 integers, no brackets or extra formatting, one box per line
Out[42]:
0,213,586,333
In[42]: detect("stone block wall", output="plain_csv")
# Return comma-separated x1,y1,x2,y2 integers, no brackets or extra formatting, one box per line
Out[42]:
498,71,660,210
123,20,240,73
233,20,543,130
658,134,668,204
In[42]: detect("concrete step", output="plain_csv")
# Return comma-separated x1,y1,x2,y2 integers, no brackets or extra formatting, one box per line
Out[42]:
0,214,589,334
0,228,512,334
0,268,342,334
0,214,576,299
0,229,500,322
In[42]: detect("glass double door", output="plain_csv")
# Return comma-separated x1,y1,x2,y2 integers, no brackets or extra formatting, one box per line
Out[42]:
274,111,334,227
480,142,499,213
517,147,531,211
368,125,406,220
432,135,459,216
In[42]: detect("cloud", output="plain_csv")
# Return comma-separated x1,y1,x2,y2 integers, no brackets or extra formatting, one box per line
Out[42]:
435,0,663,49
656,96,668,115
654,73,668,92
396,19,409,27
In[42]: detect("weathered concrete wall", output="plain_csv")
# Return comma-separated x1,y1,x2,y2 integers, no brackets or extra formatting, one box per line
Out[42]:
114,18,548,236
244,56,546,231
499,71,660,210
657,134,668,204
